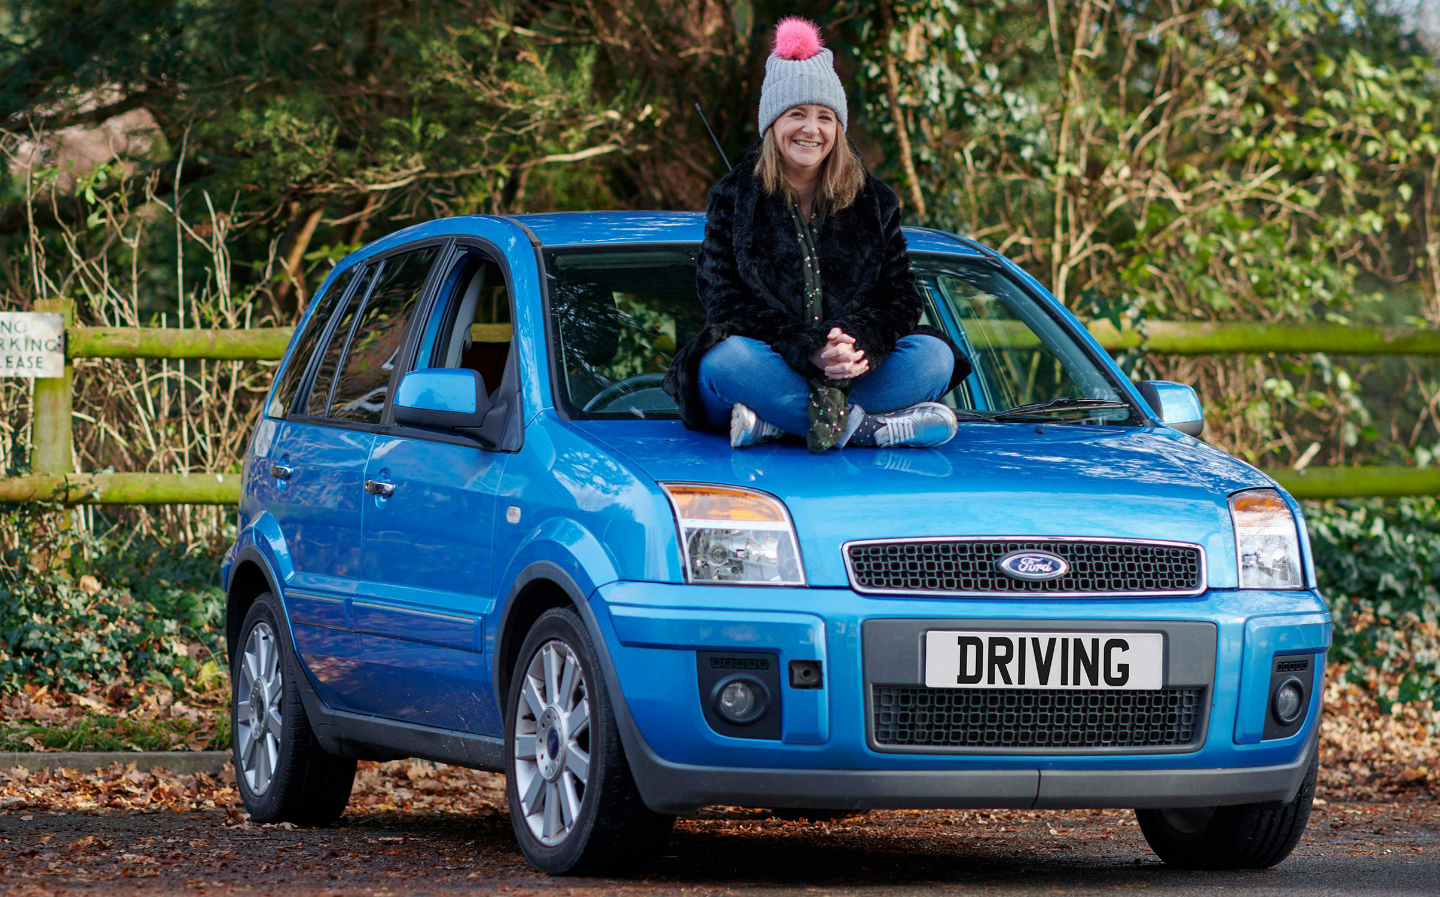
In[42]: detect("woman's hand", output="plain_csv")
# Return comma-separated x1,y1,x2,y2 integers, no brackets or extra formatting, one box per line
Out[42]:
809,327,869,379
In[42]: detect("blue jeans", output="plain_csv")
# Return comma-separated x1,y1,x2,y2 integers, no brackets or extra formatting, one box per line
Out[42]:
698,334,955,438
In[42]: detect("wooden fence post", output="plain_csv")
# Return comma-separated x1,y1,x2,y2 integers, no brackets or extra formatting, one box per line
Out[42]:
31,298,74,475
30,297,75,569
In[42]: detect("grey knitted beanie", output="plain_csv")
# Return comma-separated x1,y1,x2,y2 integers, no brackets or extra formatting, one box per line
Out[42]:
757,17,848,135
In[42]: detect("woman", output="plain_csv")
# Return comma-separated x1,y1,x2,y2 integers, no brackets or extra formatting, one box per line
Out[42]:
661,16,971,453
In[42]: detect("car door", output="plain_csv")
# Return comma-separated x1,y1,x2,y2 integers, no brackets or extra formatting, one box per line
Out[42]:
262,261,379,713
351,241,521,735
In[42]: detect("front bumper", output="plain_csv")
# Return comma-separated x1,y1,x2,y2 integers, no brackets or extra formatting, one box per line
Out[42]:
620,728,1318,813
583,581,1330,813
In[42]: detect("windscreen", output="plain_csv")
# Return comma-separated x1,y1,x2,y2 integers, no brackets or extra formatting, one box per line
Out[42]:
919,259,1137,422
543,246,1139,424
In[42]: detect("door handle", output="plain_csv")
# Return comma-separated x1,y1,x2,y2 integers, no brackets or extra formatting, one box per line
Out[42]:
364,479,395,497
270,464,292,480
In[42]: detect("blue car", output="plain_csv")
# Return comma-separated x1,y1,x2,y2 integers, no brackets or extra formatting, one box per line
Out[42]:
222,212,1330,874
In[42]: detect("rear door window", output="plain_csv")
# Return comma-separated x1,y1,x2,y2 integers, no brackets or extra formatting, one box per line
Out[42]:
304,263,376,417
267,265,362,419
328,245,442,424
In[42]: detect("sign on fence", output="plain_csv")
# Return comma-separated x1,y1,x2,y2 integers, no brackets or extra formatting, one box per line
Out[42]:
0,312,64,377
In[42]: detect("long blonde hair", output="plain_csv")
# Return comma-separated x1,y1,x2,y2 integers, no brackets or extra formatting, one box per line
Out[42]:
757,122,865,220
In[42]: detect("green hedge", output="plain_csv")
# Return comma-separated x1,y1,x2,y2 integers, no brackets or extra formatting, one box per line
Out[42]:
0,508,227,695
1307,498,1440,710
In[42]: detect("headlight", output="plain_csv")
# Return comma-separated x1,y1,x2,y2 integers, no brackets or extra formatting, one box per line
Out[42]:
1229,489,1303,589
659,483,806,585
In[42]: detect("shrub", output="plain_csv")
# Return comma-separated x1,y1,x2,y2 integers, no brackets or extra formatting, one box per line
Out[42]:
0,506,228,695
1306,497,1440,711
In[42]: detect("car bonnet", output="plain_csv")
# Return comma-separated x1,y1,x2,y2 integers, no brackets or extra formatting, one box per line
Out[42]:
568,419,1272,590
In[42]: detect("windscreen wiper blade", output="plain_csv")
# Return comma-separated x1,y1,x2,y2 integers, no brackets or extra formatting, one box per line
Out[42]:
987,397,1130,419
954,397,1130,422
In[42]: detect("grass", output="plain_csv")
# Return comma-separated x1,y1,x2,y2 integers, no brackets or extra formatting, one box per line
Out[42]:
0,713,230,753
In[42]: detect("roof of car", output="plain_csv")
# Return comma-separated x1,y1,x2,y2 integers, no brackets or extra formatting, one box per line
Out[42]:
507,211,986,257
333,212,992,281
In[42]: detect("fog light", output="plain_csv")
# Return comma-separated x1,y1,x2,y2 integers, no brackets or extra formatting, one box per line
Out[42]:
1272,678,1304,725
714,676,767,725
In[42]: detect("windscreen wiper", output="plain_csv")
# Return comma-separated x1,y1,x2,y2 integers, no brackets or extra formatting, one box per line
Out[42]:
958,397,1131,422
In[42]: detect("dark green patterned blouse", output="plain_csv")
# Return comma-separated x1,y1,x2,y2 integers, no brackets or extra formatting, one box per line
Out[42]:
787,195,851,453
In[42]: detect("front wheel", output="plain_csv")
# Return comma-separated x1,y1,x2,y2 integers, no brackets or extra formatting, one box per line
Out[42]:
1136,745,1318,869
504,607,673,874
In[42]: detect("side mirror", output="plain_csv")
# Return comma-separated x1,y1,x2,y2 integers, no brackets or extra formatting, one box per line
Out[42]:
1137,381,1203,437
394,368,493,431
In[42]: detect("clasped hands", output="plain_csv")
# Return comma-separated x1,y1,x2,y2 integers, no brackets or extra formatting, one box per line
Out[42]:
808,327,869,380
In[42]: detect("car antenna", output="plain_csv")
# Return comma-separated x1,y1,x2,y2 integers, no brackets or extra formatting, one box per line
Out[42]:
694,102,732,171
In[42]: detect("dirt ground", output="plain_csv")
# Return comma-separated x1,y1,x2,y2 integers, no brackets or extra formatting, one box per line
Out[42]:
1,762,1436,896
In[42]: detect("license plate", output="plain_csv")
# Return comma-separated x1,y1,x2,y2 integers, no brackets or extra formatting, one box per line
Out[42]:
923,630,1163,690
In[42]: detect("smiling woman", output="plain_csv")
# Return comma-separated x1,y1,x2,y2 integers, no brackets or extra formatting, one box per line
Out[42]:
661,16,972,453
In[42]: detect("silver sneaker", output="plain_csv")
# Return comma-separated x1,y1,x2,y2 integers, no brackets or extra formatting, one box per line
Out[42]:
872,402,958,448
730,403,784,448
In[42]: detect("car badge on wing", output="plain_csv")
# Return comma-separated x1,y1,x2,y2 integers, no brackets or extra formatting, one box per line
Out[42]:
997,550,1069,581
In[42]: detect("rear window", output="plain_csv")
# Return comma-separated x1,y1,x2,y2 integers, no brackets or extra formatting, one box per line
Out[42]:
328,245,441,424
304,264,375,417
266,265,360,419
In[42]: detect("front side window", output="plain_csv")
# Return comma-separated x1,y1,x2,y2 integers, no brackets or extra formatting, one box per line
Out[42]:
329,244,442,423
420,249,513,398
542,246,1139,425
267,265,360,419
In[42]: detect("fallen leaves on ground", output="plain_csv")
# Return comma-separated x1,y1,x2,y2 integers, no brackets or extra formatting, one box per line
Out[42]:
1320,663,1440,801
0,795,1436,897
0,758,507,816
2,679,230,752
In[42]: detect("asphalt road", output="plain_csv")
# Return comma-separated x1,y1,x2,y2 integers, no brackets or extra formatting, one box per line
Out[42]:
2,800,1436,895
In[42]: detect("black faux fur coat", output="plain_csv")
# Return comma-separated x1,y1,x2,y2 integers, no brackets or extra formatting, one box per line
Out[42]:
661,140,972,431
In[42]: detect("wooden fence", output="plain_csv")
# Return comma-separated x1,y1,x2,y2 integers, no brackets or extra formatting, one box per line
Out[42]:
4,297,1440,504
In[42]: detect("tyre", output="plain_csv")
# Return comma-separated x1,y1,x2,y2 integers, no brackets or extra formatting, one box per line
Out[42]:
1136,745,1318,869
231,591,357,825
504,606,674,874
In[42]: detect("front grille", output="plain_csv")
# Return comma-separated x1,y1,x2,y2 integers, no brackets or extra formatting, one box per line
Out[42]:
846,538,1203,595
871,685,1204,750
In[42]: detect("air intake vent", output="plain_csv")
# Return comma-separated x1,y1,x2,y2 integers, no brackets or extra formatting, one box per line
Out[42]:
871,686,1204,751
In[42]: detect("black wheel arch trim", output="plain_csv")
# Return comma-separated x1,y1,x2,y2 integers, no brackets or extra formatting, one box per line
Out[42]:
225,545,506,770
492,560,601,710
225,545,286,657
489,561,658,798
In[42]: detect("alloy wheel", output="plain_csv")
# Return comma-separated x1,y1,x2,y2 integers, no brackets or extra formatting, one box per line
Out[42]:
236,621,284,795
513,638,591,846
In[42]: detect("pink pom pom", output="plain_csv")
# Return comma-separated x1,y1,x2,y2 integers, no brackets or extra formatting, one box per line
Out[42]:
773,16,823,61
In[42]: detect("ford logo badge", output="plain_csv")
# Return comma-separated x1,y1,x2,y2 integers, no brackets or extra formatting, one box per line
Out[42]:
997,550,1069,581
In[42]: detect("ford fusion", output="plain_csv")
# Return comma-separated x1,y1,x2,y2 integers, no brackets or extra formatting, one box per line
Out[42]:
223,212,1328,875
